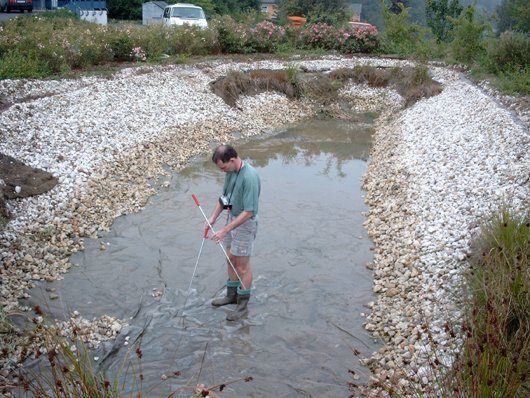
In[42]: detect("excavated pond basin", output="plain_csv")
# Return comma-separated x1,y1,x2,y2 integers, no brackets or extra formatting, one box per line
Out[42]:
28,117,380,396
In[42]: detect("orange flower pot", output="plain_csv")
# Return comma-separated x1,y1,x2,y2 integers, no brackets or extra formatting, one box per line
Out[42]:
287,16,307,27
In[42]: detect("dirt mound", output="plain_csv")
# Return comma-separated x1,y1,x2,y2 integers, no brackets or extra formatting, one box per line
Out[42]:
0,153,58,220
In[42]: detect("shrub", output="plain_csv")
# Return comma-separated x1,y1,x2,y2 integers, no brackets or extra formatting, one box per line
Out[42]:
449,6,488,64
0,51,50,79
248,21,286,53
380,1,423,56
414,38,448,61
496,66,530,94
211,15,250,54
340,25,380,54
487,30,530,73
167,25,220,56
299,23,340,50
109,33,135,62
74,28,114,67
135,24,169,59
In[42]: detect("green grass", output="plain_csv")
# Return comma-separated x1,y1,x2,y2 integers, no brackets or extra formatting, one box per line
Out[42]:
496,67,530,95
452,209,529,397
470,66,530,96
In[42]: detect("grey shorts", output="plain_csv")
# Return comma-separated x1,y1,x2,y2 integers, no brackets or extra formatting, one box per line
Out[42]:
222,214,258,257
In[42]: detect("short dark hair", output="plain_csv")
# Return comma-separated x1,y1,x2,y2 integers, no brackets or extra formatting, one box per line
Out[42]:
212,145,238,164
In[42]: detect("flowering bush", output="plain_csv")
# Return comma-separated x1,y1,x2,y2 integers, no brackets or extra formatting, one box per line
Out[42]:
299,23,340,50
297,22,379,53
130,47,147,62
340,25,380,54
166,25,219,56
109,33,135,62
248,21,286,53
211,16,250,54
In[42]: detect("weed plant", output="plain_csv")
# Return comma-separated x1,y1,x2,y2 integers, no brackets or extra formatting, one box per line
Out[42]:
3,316,254,397
494,67,530,95
209,68,303,107
329,65,441,104
452,210,529,397
210,65,442,109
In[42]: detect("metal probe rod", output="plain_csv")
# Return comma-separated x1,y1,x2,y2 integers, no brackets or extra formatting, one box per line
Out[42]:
192,194,247,290
180,227,208,313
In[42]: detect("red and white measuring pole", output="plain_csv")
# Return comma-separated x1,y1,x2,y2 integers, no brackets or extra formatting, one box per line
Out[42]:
192,194,246,290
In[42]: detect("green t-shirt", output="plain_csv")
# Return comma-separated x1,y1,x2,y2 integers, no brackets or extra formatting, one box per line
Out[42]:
223,162,260,217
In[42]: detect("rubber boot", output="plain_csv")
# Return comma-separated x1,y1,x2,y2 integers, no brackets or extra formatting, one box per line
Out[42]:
226,287,250,321
211,280,239,307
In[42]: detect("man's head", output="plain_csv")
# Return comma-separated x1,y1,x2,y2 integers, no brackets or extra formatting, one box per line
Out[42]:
212,145,240,172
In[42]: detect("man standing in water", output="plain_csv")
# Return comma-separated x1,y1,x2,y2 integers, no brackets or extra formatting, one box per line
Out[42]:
206,145,260,321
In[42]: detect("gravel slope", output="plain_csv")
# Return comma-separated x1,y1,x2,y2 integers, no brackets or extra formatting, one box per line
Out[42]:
361,67,528,395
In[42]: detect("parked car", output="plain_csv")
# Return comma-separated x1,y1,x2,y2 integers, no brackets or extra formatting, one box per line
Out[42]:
162,3,207,29
0,0,33,13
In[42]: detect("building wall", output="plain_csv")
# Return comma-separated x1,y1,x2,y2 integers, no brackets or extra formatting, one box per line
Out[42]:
33,0,45,10
261,4,277,19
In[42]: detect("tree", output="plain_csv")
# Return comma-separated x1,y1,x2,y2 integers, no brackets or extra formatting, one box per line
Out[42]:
426,0,464,41
107,0,142,20
359,0,384,27
212,0,260,15
380,0,423,55
408,0,427,26
496,0,529,33
277,0,350,25
389,1,410,14
449,6,488,63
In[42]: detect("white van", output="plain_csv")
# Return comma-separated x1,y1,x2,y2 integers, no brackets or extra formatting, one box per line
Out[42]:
163,3,207,28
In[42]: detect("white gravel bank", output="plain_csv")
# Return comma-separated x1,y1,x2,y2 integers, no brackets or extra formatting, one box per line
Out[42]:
362,66,528,395
0,56,528,394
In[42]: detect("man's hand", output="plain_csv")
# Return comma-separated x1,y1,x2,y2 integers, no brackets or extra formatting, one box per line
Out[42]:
204,218,215,236
212,227,228,243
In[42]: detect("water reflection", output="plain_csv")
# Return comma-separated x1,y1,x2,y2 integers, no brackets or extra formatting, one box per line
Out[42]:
245,119,373,172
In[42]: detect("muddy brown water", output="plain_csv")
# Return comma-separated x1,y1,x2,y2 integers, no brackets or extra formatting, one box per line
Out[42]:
25,117,380,397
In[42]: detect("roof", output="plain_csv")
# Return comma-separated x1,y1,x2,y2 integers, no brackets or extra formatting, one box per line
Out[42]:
168,3,202,7
143,1,168,6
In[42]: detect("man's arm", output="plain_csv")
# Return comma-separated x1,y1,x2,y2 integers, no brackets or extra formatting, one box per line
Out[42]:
206,201,224,233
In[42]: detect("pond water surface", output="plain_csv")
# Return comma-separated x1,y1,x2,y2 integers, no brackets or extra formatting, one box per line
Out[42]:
28,117,379,397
